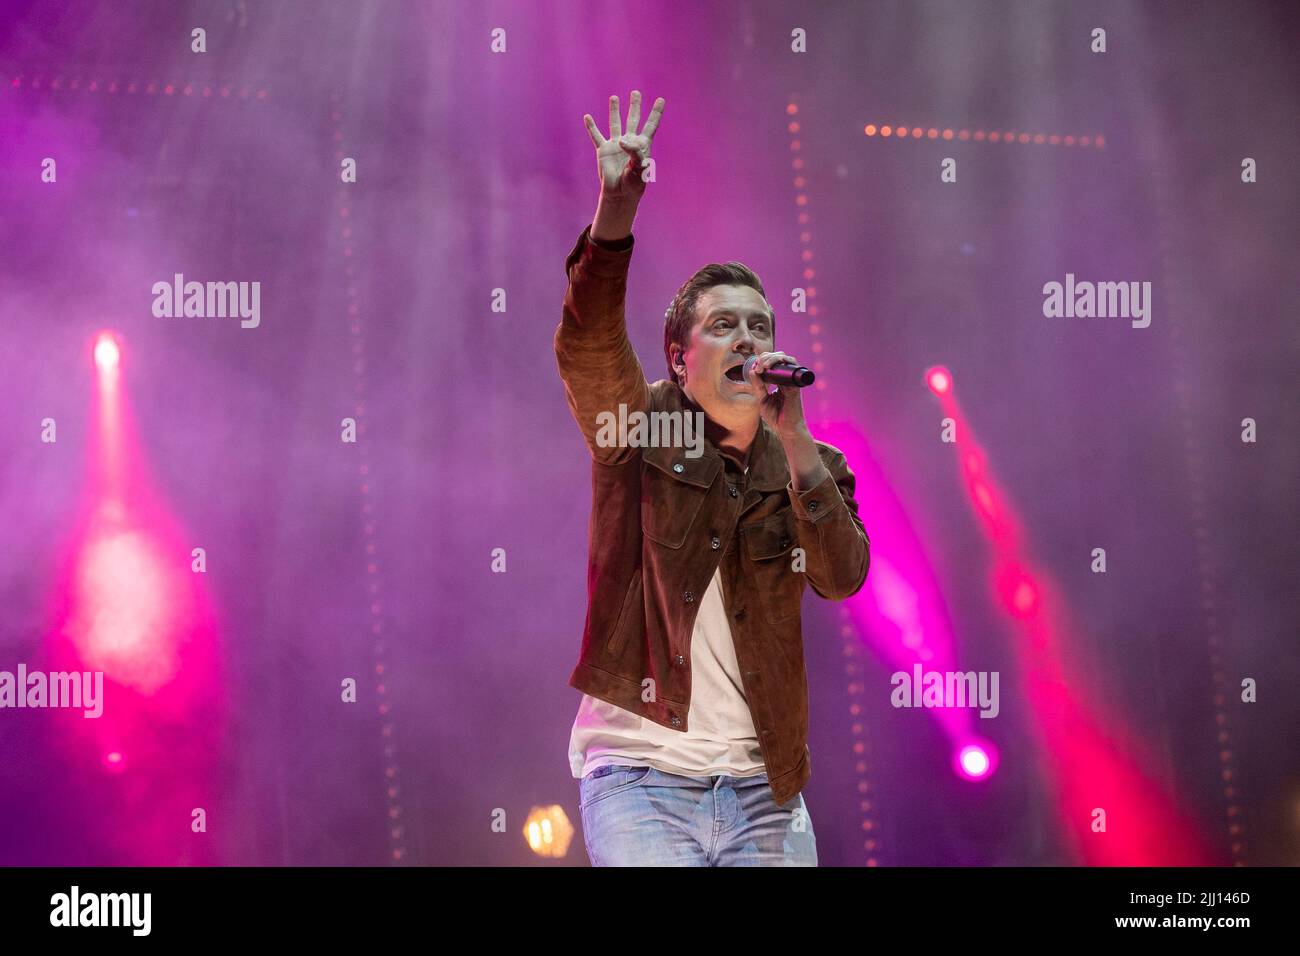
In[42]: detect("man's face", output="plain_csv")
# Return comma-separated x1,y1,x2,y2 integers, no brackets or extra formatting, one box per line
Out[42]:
670,284,775,431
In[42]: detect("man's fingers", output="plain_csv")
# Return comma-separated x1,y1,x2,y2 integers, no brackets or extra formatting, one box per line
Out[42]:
619,137,646,166
758,351,796,370
627,90,642,136
640,96,666,140
595,93,661,152
608,94,622,140
762,389,786,418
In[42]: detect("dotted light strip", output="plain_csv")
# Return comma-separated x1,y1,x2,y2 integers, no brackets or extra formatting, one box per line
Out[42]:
1143,138,1244,866
787,98,880,866
841,606,882,866
864,123,1104,149
330,91,406,864
5,73,269,100
784,102,830,412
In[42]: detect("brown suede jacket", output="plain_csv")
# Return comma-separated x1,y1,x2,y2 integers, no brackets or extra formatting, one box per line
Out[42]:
555,223,870,805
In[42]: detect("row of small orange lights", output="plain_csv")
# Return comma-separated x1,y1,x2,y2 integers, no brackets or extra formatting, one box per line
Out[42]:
865,123,1104,148
7,74,268,98
783,103,828,394
788,99,880,867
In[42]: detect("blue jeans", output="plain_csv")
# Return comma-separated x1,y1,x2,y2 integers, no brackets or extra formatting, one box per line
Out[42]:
578,764,818,866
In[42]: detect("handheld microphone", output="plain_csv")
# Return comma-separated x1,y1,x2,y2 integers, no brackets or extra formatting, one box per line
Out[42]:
742,355,816,388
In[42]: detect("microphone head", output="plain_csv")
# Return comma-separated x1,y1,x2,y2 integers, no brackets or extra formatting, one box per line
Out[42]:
741,355,816,387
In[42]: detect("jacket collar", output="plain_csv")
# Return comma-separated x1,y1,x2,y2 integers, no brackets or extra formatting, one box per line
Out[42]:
642,384,790,492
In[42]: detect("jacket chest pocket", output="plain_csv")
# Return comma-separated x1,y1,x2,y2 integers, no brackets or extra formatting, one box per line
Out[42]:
640,458,710,549
743,511,803,623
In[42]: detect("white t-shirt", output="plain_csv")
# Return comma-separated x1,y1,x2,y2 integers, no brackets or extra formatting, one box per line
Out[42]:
568,567,766,779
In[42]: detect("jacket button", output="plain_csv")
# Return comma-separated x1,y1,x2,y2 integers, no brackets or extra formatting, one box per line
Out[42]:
684,590,694,603
673,463,685,473
675,654,685,666
711,535,720,549
670,714,682,727
808,500,819,512
728,486,739,498
779,537,790,549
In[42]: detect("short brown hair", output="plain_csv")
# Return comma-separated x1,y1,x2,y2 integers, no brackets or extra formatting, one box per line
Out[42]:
663,263,774,385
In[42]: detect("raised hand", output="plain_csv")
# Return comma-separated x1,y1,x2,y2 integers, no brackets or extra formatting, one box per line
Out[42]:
583,90,665,204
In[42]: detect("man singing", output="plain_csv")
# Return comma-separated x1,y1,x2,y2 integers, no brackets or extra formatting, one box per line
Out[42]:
556,90,870,866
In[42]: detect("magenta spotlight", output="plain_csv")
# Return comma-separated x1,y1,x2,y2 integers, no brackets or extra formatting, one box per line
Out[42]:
103,750,127,775
954,741,998,780
1012,581,1038,615
924,365,951,395
994,562,1040,618
960,745,989,777
93,332,121,371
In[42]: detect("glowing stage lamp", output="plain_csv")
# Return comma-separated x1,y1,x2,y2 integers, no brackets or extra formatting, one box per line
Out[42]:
1012,581,1038,615
103,750,127,774
924,366,951,395
954,741,998,780
93,333,121,371
523,804,575,859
